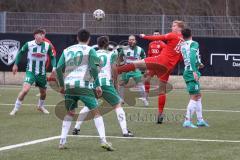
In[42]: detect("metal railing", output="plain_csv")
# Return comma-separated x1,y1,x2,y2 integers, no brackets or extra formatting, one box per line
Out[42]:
1,12,240,37
0,12,6,33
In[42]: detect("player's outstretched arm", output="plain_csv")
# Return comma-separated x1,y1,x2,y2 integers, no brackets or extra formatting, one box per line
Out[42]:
139,34,166,41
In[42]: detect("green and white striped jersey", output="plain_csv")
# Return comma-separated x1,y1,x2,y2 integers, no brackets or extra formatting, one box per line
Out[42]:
119,45,146,64
97,49,118,86
181,40,201,72
15,40,56,75
57,43,100,89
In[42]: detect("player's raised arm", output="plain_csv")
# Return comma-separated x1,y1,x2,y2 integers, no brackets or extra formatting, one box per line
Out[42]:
140,34,166,41
139,33,173,41
12,42,28,75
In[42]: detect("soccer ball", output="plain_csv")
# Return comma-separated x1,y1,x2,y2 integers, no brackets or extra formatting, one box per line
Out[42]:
93,9,105,21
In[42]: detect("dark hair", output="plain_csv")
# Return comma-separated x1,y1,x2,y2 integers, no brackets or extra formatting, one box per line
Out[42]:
97,36,109,49
33,28,46,35
153,29,160,33
181,28,192,39
77,29,90,42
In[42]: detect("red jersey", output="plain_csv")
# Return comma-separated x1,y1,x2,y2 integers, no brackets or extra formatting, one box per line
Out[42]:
143,32,183,68
147,40,166,57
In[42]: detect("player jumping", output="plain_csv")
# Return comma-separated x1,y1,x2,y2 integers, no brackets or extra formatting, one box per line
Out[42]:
10,28,56,115
144,30,166,99
117,20,185,124
180,28,209,128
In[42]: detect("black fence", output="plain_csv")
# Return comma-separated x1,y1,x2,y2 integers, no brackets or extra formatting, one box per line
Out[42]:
0,33,240,77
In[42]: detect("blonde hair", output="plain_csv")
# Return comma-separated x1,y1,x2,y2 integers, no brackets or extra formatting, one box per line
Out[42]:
173,20,185,29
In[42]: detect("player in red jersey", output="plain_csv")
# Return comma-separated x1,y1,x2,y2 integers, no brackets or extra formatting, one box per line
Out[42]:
117,20,185,124
144,30,166,98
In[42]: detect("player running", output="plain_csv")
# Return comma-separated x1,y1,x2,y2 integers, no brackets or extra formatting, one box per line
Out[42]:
118,35,148,106
144,30,166,99
180,28,209,128
117,20,185,124
10,28,56,115
57,29,114,151
72,36,133,137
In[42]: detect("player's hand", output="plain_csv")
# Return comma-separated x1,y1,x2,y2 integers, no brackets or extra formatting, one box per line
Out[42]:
139,34,145,38
193,72,199,81
47,70,57,82
95,86,102,97
51,68,56,78
199,63,205,69
12,64,18,75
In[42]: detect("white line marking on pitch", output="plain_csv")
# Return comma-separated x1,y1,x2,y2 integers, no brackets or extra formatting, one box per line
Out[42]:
71,135,240,143
1,135,240,152
0,136,60,152
2,86,240,94
1,103,240,113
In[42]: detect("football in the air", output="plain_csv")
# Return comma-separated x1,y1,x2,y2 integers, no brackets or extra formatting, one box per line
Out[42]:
93,9,105,21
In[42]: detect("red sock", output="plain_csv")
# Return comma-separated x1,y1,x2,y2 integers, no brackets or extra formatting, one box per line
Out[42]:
145,81,150,93
117,63,136,74
158,94,166,114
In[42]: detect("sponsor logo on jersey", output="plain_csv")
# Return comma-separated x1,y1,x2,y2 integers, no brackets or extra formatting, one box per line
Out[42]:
210,53,240,67
151,49,160,54
0,40,20,65
32,53,45,58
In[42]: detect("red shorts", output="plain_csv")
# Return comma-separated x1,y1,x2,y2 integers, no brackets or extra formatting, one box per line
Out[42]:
146,69,170,82
144,55,176,82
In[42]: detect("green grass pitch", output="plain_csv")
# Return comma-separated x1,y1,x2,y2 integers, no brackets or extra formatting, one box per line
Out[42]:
0,85,240,160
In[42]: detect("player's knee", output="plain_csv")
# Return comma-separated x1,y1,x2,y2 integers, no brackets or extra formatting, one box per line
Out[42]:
92,109,101,117
119,81,125,86
67,110,75,117
22,88,30,95
39,88,46,95
114,103,121,109
40,92,46,99
197,94,202,99
134,60,146,70
159,86,166,94
190,94,198,101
